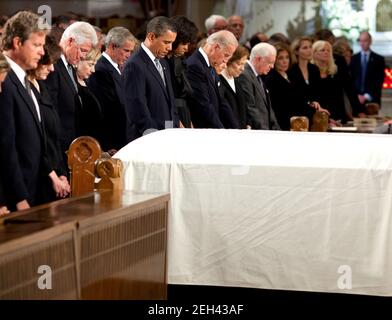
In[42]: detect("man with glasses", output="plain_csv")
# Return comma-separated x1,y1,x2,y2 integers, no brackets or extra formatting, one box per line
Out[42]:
238,42,280,130
45,21,97,164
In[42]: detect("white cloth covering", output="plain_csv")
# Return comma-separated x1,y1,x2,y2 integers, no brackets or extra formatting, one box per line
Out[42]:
116,129,392,296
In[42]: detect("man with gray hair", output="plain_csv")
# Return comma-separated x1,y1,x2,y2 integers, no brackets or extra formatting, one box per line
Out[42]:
186,30,239,128
45,21,98,162
238,42,280,130
123,16,179,141
205,14,228,35
88,26,137,151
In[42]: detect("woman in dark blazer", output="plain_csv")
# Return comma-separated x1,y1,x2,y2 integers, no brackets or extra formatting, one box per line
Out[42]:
288,36,328,123
28,35,71,204
265,43,301,130
218,45,250,129
0,52,10,216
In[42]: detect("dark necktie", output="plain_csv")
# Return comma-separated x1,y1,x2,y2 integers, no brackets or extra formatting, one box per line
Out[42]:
24,75,33,97
360,52,368,93
209,66,218,84
67,63,78,92
24,76,41,122
257,75,267,99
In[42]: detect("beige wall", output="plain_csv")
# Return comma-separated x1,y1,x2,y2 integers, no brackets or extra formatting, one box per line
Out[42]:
186,0,220,34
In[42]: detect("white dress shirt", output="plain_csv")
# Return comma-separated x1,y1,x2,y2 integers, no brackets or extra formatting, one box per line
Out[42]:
5,55,41,122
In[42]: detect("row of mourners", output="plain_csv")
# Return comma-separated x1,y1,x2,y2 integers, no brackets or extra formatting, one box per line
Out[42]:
0,12,385,215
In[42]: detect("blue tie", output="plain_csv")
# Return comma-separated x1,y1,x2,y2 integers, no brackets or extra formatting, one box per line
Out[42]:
209,66,217,82
360,52,368,93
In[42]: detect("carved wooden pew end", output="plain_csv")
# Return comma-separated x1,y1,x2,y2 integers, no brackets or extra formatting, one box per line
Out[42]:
68,136,123,197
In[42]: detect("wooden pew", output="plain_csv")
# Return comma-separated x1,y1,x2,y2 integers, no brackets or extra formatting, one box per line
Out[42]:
0,191,169,300
0,136,169,299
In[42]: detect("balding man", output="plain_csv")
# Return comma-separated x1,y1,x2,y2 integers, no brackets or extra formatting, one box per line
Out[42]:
205,14,227,35
186,30,239,128
227,15,245,41
238,42,280,130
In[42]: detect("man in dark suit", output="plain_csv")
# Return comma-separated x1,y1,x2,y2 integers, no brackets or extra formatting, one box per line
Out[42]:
238,42,280,130
123,16,179,140
88,26,137,151
45,21,97,160
350,31,386,109
186,30,239,129
0,11,46,211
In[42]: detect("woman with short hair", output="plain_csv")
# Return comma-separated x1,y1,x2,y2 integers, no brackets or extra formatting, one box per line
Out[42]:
218,45,250,129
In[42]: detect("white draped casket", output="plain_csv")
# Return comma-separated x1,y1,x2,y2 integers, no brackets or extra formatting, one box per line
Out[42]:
115,129,392,296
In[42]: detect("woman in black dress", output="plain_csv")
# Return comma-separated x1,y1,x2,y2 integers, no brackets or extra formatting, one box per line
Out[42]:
312,40,348,124
27,35,71,203
266,42,329,130
166,16,198,128
265,42,300,130
218,45,250,129
288,36,328,122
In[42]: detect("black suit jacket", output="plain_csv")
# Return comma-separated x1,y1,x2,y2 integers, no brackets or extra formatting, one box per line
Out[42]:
186,50,238,129
88,55,127,150
123,47,179,140
334,54,365,115
265,69,306,131
350,50,385,105
45,59,83,155
77,84,103,143
0,178,5,207
219,75,248,129
288,63,322,108
238,63,280,130
0,70,46,207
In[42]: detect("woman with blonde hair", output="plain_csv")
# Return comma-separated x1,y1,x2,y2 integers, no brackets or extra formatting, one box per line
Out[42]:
0,52,10,216
312,40,347,123
76,48,104,144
